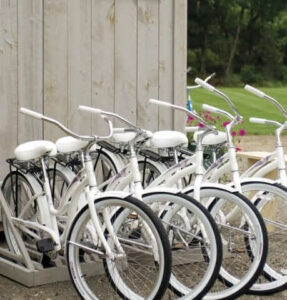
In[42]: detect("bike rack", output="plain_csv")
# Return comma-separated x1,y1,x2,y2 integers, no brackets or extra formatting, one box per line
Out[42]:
0,190,103,287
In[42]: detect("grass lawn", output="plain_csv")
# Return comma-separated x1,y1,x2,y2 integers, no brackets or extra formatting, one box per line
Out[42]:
189,87,287,135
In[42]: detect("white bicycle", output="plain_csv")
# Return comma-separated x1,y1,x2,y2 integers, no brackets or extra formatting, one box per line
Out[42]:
144,78,287,295
1,108,172,300
72,103,268,300
43,106,224,300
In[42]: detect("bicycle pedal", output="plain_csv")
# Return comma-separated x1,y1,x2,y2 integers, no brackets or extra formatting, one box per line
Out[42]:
231,247,246,254
36,238,55,253
172,243,185,250
128,214,138,220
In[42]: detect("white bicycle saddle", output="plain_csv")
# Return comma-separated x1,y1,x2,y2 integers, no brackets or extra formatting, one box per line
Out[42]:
56,136,89,153
15,140,57,161
193,131,227,146
149,131,188,148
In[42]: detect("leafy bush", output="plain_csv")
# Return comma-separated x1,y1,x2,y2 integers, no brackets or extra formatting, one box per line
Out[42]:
240,65,262,84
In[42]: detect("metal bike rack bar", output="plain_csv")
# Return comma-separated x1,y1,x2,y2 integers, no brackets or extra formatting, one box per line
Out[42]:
0,190,104,287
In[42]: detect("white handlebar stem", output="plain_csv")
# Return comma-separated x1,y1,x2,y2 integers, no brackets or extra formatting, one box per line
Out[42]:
20,108,43,119
244,85,265,98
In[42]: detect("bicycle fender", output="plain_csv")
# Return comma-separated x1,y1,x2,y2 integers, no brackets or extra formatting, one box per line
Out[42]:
239,177,277,185
92,190,133,200
182,182,237,194
142,186,181,196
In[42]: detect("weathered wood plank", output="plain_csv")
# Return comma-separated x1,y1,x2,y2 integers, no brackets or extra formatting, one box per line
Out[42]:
91,0,115,135
44,0,68,140
0,0,18,176
67,0,92,135
137,0,159,131
173,0,187,131
18,0,43,144
158,0,173,130
114,0,137,126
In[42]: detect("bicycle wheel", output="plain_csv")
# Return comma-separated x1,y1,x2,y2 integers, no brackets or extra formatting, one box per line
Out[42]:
143,192,222,300
240,180,287,295
66,195,171,300
93,150,119,187
185,186,268,300
1,171,47,263
138,160,163,188
47,166,70,209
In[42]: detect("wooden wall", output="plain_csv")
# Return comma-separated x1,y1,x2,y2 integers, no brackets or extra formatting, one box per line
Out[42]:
0,0,187,175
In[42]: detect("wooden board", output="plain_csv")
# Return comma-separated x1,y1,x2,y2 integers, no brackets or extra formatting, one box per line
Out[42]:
18,0,43,144
43,0,68,141
158,0,173,130
173,0,187,132
0,0,18,177
91,0,115,135
137,0,159,131
114,0,137,126
67,0,92,136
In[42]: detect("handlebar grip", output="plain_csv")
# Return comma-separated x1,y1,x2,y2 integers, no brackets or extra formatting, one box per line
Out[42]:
202,103,219,114
78,105,102,114
20,108,43,119
195,77,215,92
113,128,126,133
244,85,265,98
185,126,198,133
249,117,266,124
149,98,172,108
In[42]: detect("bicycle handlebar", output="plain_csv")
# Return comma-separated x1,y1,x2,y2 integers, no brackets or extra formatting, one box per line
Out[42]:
202,104,235,121
244,85,265,98
20,107,113,142
194,78,215,92
78,105,145,134
20,108,43,120
249,117,266,125
195,77,241,119
202,104,219,114
149,99,173,108
187,73,216,90
249,117,282,127
244,84,287,119
78,105,102,115
149,98,217,133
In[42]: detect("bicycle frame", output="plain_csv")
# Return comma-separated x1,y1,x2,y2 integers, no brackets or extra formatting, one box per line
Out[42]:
15,108,138,260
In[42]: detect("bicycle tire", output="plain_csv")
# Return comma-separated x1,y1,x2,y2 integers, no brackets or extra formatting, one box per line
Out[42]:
66,195,171,300
143,192,222,300
185,186,268,300
240,180,287,295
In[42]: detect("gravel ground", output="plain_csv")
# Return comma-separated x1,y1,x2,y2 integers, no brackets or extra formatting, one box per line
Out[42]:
0,135,287,299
